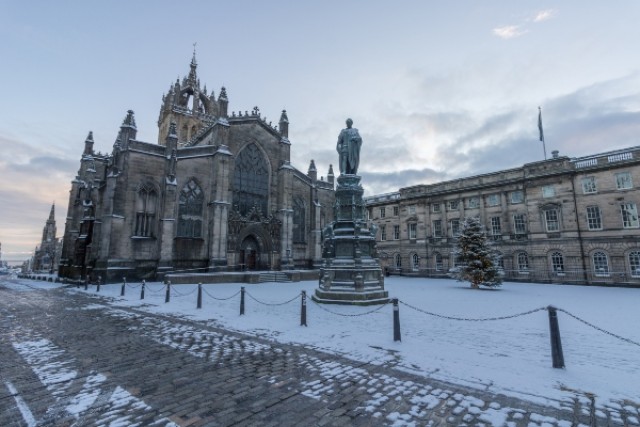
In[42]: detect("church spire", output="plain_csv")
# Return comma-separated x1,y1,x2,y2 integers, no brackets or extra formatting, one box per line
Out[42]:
48,203,55,222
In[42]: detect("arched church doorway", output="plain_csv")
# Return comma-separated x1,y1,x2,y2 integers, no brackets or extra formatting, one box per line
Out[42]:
240,235,261,270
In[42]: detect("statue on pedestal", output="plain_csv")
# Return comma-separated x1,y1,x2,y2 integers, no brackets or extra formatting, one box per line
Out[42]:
313,118,387,305
336,118,362,175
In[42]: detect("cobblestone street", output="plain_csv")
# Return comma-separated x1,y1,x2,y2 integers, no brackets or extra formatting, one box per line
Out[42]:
1,281,638,426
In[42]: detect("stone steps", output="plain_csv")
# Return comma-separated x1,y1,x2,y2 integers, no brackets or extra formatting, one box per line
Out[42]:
258,272,291,283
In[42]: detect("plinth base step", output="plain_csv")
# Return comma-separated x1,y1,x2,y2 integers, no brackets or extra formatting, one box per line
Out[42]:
312,289,389,306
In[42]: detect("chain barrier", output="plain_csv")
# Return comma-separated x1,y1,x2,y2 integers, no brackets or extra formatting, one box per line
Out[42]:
144,284,167,295
245,290,300,306
399,300,547,321
556,307,640,347
170,286,198,298
126,283,142,289
310,298,391,317
201,287,241,301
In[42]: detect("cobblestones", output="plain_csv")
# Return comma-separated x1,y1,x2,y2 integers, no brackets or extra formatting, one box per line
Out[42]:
0,282,638,426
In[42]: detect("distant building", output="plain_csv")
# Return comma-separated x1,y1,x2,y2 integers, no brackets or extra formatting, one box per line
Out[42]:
366,148,640,285
59,53,335,282
32,204,60,273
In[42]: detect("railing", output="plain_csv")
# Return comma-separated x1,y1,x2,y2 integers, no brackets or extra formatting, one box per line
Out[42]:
608,151,633,163
574,158,598,168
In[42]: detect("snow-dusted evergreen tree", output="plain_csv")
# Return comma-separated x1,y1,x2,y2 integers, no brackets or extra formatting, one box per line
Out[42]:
449,217,502,289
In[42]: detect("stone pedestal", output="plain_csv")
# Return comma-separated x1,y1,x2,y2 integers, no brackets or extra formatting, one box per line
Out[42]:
313,175,389,305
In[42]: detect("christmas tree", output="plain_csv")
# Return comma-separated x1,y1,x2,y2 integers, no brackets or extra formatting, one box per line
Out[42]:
449,217,502,289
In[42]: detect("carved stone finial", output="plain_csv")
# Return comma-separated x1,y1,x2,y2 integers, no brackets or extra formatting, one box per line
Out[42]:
121,110,137,129
219,86,228,100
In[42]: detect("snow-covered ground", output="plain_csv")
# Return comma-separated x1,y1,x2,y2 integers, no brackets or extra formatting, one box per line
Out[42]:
7,277,640,408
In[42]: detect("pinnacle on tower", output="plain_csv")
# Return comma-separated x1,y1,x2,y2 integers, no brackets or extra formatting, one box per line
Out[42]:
83,131,94,155
165,122,178,150
218,86,228,117
327,164,335,186
121,110,137,129
279,110,289,138
308,159,317,181
120,110,137,144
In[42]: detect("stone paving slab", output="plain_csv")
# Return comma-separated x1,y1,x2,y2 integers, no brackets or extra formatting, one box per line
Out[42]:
0,283,638,426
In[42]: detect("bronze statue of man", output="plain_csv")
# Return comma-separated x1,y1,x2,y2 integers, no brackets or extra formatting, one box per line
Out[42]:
336,118,362,175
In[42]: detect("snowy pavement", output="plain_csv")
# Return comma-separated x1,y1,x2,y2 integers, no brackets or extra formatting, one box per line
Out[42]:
1,276,639,426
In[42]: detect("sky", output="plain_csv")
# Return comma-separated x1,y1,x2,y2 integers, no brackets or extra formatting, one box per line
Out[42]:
1,1,640,263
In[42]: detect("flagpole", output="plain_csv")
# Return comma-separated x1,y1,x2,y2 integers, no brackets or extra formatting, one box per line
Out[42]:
538,106,547,160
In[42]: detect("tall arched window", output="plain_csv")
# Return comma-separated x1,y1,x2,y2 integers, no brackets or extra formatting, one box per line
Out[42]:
517,252,529,273
293,197,306,243
233,143,269,216
412,253,419,271
551,251,564,273
134,185,157,237
629,251,640,277
592,251,610,276
178,179,203,238
395,254,402,270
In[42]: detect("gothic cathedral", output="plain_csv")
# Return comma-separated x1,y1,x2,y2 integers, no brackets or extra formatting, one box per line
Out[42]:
59,53,336,282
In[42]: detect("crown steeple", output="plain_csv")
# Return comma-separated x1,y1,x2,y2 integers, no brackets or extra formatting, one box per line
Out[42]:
188,43,198,84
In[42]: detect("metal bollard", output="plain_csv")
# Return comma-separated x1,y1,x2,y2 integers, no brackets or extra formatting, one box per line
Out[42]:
141,280,145,300
393,298,401,342
547,306,565,368
121,277,126,297
84,279,88,291
165,281,171,303
300,291,307,327
96,277,101,293
240,286,245,315
197,283,202,309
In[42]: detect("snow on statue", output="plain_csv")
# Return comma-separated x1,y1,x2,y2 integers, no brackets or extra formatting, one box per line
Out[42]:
449,217,503,289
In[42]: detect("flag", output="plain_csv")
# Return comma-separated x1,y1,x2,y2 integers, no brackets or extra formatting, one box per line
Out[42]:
538,107,544,142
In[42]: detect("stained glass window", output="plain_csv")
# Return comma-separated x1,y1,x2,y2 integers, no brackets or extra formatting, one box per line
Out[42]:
233,143,269,216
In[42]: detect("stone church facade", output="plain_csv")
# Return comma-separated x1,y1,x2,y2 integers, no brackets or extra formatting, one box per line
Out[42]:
59,54,335,282
366,147,640,286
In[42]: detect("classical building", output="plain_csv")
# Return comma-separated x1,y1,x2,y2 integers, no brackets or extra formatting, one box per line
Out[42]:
32,204,60,273
366,148,640,285
59,54,335,282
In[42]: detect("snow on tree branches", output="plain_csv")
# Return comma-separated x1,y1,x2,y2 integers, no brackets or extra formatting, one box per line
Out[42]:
449,217,503,289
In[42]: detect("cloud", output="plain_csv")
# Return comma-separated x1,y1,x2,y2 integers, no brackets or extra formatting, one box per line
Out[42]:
0,133,76,261
533,9,556,23
361,167,446,196
493,9,556,40
493,25,527,39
